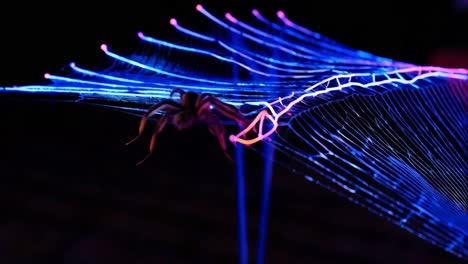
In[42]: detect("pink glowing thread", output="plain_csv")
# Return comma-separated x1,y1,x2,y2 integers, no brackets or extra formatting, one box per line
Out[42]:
170,18,177,26
196,4,203,12
252,9,260,17
277,10,294,27
276,10,285,19
229,67,468,146
277,10,315,35
387,66,468,75
100,44,108,52
225,13,237,23
44,73,50,79
251,9,267,22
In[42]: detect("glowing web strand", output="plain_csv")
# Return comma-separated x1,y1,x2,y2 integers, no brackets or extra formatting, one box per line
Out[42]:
68,62,289,102
171,12,385,73
253,9,374,60
229,68,467,145
138,32,332,75
265,82,467,257
225,12,386,66
138,32,319,78
198,5,377,66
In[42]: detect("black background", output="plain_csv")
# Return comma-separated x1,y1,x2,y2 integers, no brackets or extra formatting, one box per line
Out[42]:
1,0,467,87
0,0,467,263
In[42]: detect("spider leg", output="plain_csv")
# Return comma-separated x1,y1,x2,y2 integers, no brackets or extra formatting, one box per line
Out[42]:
197,96,255,138
197,95,249,128
195,93,209,108
170,88,185,99
206,117,233,161
136,115,170,166
126,100,181,145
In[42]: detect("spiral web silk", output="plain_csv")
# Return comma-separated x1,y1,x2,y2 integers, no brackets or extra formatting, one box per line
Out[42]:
2,5,467,259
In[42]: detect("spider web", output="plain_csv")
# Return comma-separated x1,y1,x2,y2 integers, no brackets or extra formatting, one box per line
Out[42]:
2,4,467,260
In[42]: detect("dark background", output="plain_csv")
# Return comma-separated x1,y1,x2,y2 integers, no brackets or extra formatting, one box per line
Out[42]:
1,0,468,87
0,0,467,263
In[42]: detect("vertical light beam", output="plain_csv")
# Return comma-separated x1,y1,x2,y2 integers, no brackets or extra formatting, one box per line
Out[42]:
256,117,275,264
236,139,249,264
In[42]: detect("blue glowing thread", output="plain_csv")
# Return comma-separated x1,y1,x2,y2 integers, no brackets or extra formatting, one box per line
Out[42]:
170,18,216,42
138,32,319,78
101,45,240,85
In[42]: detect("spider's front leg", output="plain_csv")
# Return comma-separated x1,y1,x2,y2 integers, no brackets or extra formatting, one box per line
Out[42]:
197,95,257,141
204,115,233,161
126,100,181,145
136,115,170,166
170,88,185,99
197,95,250,129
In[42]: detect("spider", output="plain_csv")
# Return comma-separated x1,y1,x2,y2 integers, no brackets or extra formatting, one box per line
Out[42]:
126,88,249,165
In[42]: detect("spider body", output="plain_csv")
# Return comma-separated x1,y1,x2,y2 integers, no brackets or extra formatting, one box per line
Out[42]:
127,88,248,165
172,91,199,130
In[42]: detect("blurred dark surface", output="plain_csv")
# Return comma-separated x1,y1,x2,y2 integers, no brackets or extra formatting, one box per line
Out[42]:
1,0,467,263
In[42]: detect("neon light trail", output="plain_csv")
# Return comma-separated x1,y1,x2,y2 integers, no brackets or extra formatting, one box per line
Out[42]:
1,4,467,262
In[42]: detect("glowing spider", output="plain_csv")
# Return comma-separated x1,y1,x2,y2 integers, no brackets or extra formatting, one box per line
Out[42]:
127,88,249,165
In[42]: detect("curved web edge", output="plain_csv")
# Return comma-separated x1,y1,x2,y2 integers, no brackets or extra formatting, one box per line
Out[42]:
259,79,468,258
